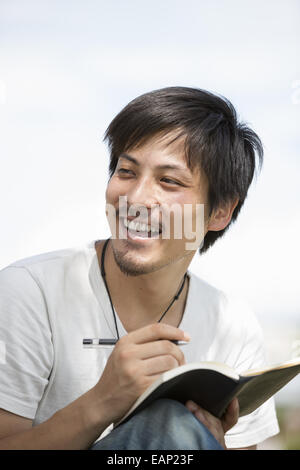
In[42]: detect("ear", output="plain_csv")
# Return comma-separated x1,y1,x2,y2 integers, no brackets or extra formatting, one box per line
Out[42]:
207,198,239,232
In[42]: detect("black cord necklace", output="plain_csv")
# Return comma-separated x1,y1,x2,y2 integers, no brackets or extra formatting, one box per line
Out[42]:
100,238,187,340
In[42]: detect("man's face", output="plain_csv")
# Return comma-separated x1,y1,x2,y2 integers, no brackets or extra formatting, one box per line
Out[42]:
105,132,210,276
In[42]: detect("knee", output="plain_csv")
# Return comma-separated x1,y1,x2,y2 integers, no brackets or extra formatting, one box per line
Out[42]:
137,399,223,450
144,398,188,419
135,398,194,431
92,398,224,450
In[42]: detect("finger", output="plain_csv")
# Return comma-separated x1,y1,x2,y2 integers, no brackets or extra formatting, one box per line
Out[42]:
140,354,182,376
222,398,239,433
185,400,199,413
134,340,186,366
185,402,227,449
125,323,191,345
186,402,218,428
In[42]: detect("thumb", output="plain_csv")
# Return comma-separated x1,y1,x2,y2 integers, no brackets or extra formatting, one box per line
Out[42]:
222,397,239,433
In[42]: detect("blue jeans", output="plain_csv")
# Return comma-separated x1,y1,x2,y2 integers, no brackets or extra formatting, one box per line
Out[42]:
90,399,224,450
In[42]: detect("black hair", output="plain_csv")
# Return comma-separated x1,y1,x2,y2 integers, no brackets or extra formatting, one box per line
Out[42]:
103,86,263,254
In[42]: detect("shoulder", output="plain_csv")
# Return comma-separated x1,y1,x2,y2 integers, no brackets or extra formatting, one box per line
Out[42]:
0,240,99,340
188,271,261,330
0,240,97,287
5,239,96,269
187,271,264,368
188,271,227,305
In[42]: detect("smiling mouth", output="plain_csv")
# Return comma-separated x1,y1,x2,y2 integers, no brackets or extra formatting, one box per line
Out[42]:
121,218,162,239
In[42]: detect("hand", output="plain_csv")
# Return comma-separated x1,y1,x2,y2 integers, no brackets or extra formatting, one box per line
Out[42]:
93,323,190,425
185,398,239,449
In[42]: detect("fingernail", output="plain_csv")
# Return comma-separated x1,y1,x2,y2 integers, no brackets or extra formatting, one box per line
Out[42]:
186,400,197,412
183,331,191,341
195,410,204,421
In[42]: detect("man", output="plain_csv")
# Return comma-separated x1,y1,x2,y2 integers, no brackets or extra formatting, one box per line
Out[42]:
0,87,279,449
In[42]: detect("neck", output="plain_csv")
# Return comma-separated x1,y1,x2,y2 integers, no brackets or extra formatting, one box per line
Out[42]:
96,239,193,331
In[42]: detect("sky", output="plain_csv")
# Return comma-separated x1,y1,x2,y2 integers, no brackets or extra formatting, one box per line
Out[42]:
0,0,300,378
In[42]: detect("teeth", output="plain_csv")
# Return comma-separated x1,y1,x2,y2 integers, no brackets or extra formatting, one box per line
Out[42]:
123,218,159,233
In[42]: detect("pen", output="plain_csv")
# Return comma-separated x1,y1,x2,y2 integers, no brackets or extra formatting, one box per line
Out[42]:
83,338,190,347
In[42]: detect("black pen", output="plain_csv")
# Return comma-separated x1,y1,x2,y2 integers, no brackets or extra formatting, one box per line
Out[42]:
83,338,190,347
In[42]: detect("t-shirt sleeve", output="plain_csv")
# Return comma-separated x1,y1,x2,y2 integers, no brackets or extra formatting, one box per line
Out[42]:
0,266,53,419
224,299,280,449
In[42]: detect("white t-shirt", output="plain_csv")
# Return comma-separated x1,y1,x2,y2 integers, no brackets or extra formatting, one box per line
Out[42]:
0,240,279,448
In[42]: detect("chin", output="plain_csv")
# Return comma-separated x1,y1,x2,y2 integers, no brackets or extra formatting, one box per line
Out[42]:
113,251,157,277
110,239,162,277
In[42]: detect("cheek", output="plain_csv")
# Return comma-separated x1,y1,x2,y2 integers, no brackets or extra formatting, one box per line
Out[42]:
160,196,197,241
105,178,123,204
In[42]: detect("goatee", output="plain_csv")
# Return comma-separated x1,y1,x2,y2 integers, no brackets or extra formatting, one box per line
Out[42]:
111,244,157,277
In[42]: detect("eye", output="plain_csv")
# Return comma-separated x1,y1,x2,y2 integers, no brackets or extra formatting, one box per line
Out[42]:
116,170,183,186
117,168,134,175
161,177,182,186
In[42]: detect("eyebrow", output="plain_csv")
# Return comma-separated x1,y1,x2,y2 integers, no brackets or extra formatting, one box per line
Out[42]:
119,153,190,173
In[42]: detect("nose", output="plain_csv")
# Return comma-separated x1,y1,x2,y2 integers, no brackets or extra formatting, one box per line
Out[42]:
126,175,159,209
